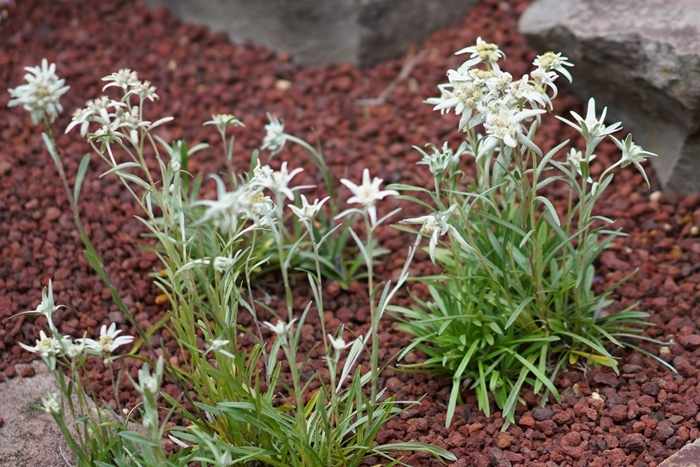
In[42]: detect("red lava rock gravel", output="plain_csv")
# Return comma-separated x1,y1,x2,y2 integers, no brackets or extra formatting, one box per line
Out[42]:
2,0,700,466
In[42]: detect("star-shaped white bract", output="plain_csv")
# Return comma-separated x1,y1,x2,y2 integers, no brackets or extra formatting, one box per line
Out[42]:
401,204,474,263
8,59,70,124
261,113,286,155
610,134,657,187
339,169,398,225
79,323,134,354
557,97,622,148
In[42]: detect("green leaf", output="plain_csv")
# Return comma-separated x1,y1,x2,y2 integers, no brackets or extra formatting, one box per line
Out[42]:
504,296,535,330
74,154,90,203
536,195,560,226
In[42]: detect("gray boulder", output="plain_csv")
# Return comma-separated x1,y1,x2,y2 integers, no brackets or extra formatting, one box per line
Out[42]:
144,0,478,67
519,0,700,194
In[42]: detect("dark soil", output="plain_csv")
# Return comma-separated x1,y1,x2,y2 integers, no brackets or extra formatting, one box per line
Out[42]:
2,0,700,466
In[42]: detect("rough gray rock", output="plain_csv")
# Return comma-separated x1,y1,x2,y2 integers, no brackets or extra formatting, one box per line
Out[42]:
144,0,478,67
658,436,700,467
0,361,75,467
519,0,700,194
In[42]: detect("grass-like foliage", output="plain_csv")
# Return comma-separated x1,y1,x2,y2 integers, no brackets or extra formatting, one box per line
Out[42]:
388,40,664,427
8,65,454,465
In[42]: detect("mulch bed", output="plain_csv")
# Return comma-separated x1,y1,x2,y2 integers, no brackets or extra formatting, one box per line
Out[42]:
2,0,700,466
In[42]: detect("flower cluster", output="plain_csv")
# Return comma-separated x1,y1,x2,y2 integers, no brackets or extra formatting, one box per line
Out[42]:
64,69,172,163
339,169,398,226
19,283,133,367
8,59,70,124
426,40,573,158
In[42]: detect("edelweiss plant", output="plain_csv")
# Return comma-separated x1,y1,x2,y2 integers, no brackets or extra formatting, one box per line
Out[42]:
390,40,664,427
9,62,454,466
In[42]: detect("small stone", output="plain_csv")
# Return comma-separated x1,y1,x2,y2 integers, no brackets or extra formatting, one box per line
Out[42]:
532,406,554,421
610,404,628,422
620,433,646,453
109,311,125,324
384,377,402,392
20,366,35,378
335,306,354,322
5,366,17,378
495,433,515,449
666,435,684,449
656,420,675,441
45,207,61,221
326,281,341,297
641,381,660,396
679,334,700,349
519,414,536,428
592,371,620,387
621,364,642,374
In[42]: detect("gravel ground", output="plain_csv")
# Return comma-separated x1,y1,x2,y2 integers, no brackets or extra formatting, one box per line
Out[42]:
2,0,700,466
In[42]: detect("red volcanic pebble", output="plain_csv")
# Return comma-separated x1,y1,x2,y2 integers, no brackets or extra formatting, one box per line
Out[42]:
2,0,700,465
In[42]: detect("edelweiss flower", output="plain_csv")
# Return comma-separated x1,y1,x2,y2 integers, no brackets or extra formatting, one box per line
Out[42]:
327,333,352,352
610,134,657,187
204,113,244,133
41,391,62,416
507,75,549,109
102,69,141,91
261,113,286,155
533,51,574,83
400,204,474,263
339,169,398,226
197,176,255,233
263,318,297,343
479,104,545,158
530,68,559,98
19,330,61,358
557,98,621,148
289,195,329,229
206,338,234,358
415,141,470,177
127,80,158,101
15,280,61,331
251,161,304,201
80,323,134,354
58,337,86,360
136,364,159,396
566,148,595,183
455,37,506,70
8,59,70,124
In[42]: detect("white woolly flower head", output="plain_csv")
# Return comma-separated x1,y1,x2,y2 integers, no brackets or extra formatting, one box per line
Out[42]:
400,204,474,263
251,161,304,202
19,330,61,359
533,51,574,83
610,134,657,187
557,98,622,148
41,391,62,416
8,59,70,124
261,113,286,155
79,323,134,355
339,168,398,226
197,176,255,233
289,195,329,228
455,37,506,70
566,148,596,183
263,318,297,344
204,113,244,133
102,69,141,92
479,104,545,158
